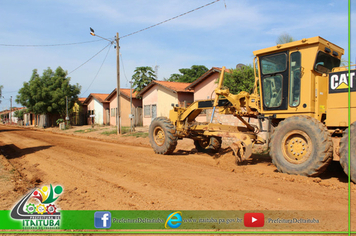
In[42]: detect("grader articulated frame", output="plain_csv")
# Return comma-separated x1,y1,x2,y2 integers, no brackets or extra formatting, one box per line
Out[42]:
150,66,265,163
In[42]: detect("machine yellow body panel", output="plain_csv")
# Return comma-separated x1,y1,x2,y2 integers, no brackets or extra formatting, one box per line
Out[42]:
149,36,356,181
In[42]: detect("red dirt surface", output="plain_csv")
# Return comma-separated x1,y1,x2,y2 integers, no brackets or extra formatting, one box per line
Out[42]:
0,125,355,232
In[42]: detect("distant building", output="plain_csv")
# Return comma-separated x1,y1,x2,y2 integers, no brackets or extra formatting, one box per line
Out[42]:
71,97,87,125
0,107,27,124
83,93,110,125
137,81,193,126
105,88,142,127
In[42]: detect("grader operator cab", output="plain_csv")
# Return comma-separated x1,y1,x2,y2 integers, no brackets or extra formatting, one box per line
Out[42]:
149,36,356,182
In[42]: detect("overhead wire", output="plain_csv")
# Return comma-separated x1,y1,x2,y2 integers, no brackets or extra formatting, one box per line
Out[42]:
68,42,112,75
1,0,222,98
77,0,222,93
0,1,221,46
0,39,105,47
120,53,130,86
119,0,221,39
79,42,113,96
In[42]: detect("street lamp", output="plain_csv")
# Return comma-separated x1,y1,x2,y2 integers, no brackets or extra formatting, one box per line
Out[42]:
89,28,121,135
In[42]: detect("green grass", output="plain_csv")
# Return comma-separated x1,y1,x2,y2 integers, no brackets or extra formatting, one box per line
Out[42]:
121,126,131,134
111,126,131,134
73,126,148,138
123,132,149,138
101,129,117,136
74,129,85,133
74,128,97,133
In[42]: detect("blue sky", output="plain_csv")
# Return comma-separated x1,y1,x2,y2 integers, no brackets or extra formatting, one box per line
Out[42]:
0,0,354,109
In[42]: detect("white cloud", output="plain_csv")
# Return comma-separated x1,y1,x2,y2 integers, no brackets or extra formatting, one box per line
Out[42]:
0,0,354,107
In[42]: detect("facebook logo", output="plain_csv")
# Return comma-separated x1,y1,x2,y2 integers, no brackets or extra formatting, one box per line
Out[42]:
94,211,111,228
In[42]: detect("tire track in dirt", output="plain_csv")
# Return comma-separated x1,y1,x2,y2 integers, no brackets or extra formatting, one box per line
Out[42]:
0,125,355,231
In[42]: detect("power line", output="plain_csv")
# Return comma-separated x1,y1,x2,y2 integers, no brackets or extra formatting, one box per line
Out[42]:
0,39,105,47
68,42,112,75
120,53,129,86
78,0,222,93
0,1,221,48
119,0,221,39
2,0,222,98
80,42,113,96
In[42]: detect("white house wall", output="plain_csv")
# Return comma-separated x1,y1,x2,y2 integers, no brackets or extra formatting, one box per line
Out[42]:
94,98,104,125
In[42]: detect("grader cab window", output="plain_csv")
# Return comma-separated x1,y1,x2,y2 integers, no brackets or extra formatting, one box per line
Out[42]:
261,53,287,75
289,52,301,107
314,51,340,74
260,53,287,109
262,75,283,108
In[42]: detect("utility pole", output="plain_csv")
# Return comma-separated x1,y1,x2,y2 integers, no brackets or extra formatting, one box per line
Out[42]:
130,80,133,132
89,28,121,134
116,32,121,135
66,96,68,127
10,96,12,124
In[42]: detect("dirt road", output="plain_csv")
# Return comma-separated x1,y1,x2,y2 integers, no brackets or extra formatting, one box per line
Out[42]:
0,125,355,231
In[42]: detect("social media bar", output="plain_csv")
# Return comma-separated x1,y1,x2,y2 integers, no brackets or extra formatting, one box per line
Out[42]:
87,210,328,230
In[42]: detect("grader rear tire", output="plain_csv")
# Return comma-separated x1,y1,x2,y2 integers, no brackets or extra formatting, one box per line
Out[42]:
269,116,333,176
339,122,356,183
149,117,177,155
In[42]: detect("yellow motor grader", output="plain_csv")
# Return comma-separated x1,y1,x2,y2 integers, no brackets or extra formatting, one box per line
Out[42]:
149,36,356,182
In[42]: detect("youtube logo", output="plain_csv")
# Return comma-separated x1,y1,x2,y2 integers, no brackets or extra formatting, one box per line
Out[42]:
244,213,264,227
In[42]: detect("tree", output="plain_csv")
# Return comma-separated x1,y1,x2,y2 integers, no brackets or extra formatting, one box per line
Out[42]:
223,64,255,94
132,66,156,93
0,85,2,104
16,67,81,124
14,109,27,120
276,33,294,44
167,65,208,83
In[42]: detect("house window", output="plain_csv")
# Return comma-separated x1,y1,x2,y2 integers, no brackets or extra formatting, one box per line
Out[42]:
88,110,93,117
144,105,151,117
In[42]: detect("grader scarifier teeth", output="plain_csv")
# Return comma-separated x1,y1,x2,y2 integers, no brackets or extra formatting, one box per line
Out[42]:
218,132,253,164
231,140,252,164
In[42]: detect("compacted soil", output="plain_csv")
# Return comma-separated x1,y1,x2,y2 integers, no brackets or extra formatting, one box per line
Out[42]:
0,125,355,232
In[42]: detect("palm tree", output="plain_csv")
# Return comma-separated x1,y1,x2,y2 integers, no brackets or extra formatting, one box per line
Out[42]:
132,66,156,93
276,33,294,44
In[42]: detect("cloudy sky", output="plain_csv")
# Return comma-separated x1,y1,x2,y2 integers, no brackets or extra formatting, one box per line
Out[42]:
0,0,354,109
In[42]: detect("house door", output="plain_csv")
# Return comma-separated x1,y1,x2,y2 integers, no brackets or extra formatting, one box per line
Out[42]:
151,104,157,121
106,109,110,125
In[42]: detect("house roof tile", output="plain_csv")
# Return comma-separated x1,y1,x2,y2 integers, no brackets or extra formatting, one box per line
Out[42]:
105,88,139,101
84,93,110,104
77,97,86,103
0,107,26,115
137,80,193,97
185,67,231,90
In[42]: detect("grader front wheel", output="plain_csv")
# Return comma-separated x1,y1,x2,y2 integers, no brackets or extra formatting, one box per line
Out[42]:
149,117,177,155
270,116,333,176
